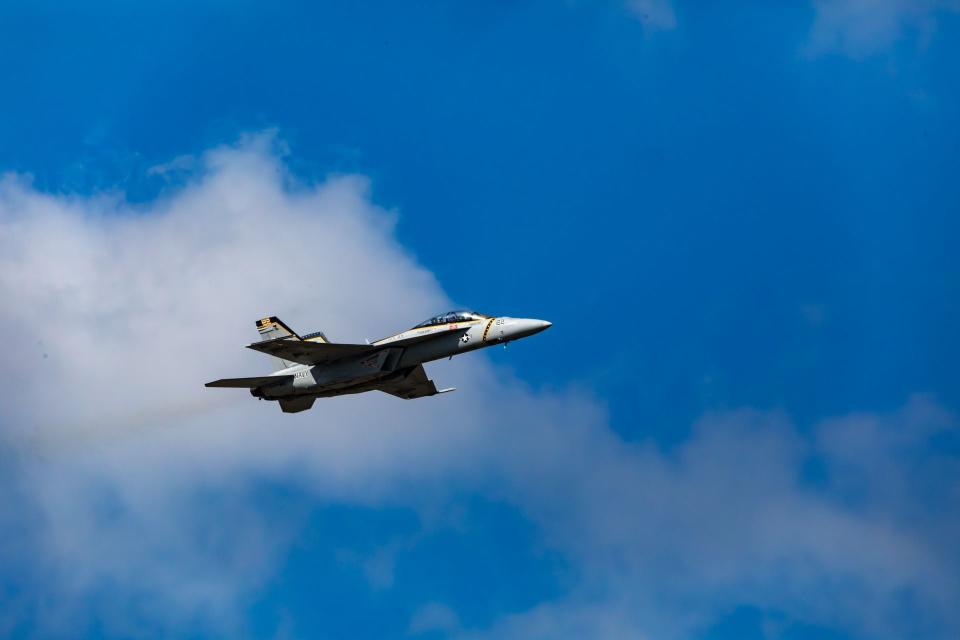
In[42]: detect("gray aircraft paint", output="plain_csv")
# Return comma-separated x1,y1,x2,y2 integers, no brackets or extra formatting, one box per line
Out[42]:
206,312,551,413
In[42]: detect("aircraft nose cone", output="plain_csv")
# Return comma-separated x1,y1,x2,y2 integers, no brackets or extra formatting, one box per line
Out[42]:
508,318,552,339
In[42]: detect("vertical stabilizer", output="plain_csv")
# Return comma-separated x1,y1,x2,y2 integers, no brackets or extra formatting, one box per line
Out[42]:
256,316,300,370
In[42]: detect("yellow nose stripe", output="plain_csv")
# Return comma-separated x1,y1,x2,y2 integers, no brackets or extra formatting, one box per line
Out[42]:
481,318,495,342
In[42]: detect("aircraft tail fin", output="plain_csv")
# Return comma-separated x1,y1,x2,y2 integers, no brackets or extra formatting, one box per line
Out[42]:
255,316,301,370
256,316,301,341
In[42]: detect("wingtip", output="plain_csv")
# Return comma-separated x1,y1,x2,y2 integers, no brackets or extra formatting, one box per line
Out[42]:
437,387,457,394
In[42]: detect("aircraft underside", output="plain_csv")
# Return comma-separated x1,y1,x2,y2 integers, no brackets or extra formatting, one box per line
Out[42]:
205,311,550,413
256,364,453,413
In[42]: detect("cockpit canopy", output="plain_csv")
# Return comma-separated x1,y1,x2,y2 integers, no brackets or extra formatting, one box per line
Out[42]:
413,310,489,329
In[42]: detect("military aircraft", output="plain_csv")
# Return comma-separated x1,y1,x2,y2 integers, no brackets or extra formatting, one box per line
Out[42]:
205,311,552,413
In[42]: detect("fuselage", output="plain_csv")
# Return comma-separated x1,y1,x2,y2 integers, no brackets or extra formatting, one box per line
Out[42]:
254,315,551,401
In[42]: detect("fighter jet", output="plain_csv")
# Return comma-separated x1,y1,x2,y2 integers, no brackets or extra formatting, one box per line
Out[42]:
205,311,552,413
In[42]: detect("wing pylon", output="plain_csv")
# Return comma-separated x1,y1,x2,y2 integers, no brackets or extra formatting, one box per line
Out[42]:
376,365,455,400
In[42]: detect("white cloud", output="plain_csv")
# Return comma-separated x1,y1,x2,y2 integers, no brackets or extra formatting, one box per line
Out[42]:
460,398,960,638
805,0,960,57
0,132,471,635
0,134,957,638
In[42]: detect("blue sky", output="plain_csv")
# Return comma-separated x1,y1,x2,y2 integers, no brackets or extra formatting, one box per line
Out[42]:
0,1,958,639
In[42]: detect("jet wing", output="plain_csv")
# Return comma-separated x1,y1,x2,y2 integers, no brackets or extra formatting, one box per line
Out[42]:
247,338,372,366
376,365,455,400
205,375,294,388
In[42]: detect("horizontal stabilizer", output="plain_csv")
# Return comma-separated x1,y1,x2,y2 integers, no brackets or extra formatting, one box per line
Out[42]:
247,338,372,366
205,375,293,389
